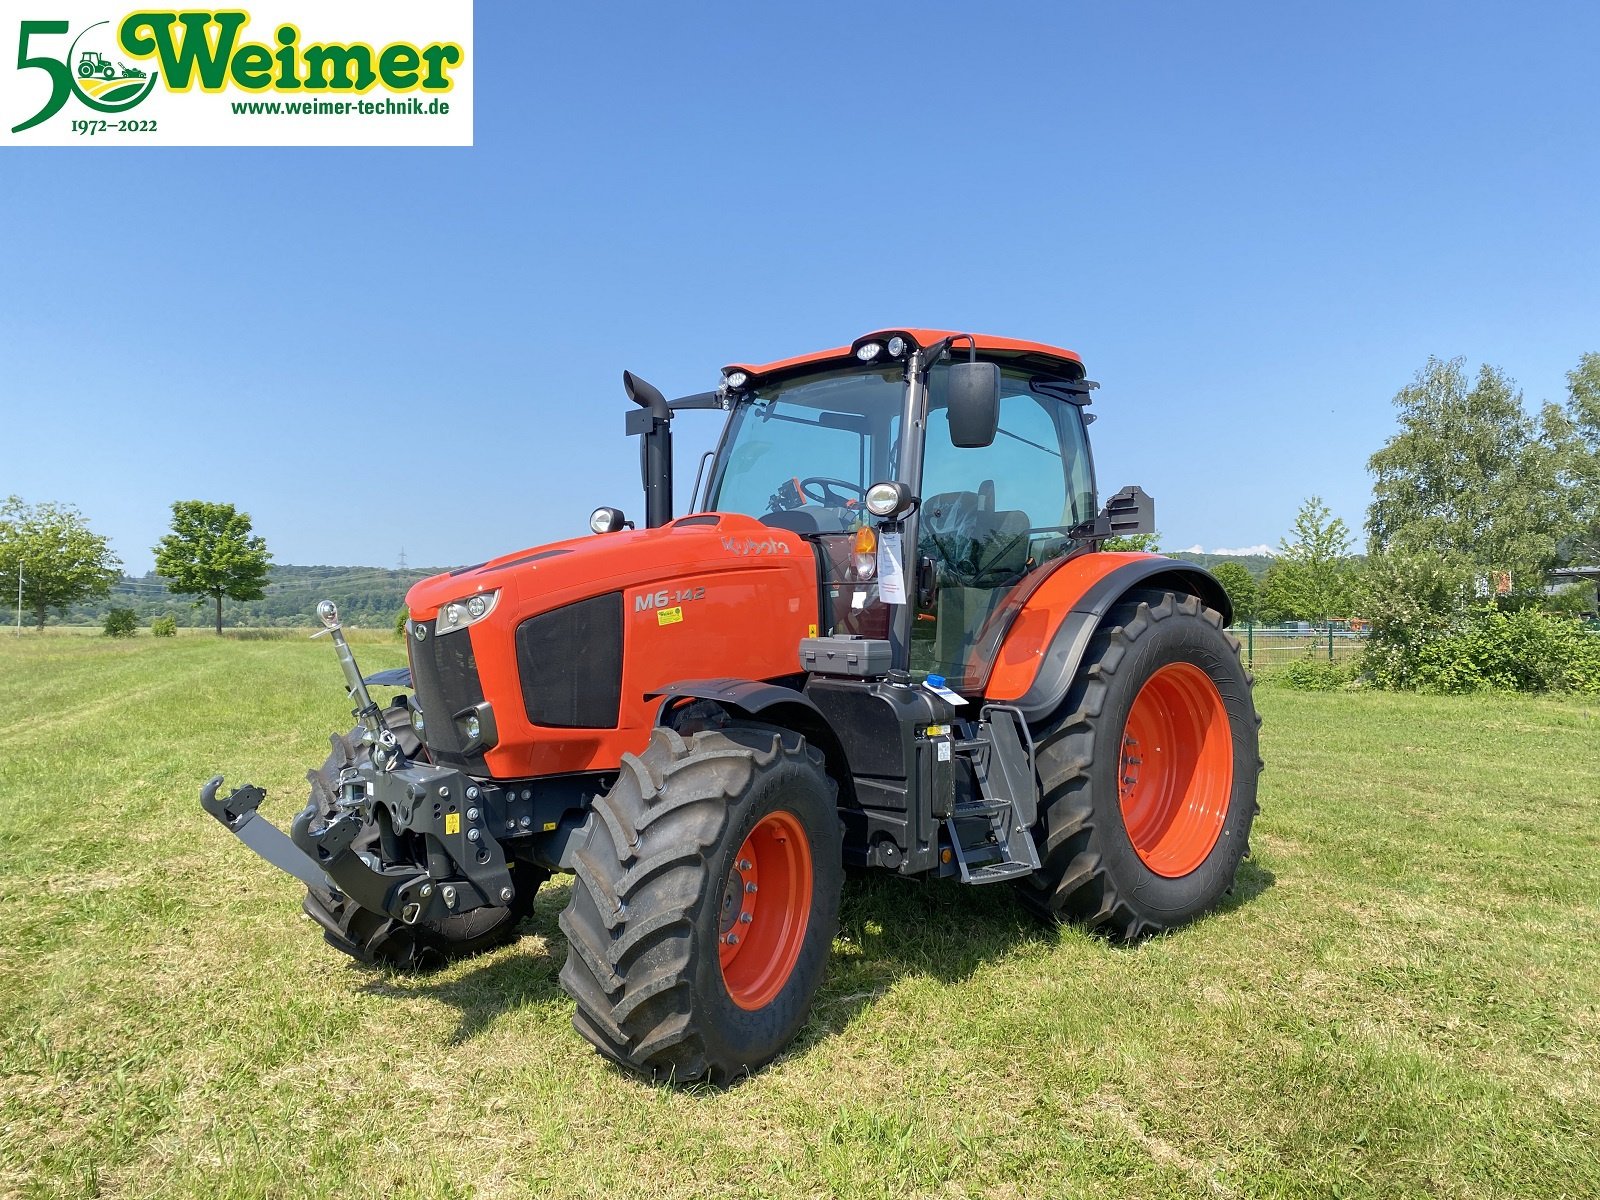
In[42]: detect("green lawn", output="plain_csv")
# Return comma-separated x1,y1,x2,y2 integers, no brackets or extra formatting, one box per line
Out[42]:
1,633,1597,1199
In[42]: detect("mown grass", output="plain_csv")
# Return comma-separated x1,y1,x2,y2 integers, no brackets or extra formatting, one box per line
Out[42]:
1,634,1597,1199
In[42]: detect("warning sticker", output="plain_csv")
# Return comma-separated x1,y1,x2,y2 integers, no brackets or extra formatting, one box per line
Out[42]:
444,812,461,835
657,606,684,625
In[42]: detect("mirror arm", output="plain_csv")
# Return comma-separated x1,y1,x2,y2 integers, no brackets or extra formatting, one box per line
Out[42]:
916,332,978,378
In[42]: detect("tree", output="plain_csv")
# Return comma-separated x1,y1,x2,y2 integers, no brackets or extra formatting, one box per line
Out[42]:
1209,560,1259,624
0,496,121,629
1555,352,1600,566
1271,496,1353,622
153,501,272,634
1367,357,1570,595
1101,531,1160,553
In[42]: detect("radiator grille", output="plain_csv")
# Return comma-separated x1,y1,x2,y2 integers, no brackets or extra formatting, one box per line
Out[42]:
407,619,486,769
515,593,624,728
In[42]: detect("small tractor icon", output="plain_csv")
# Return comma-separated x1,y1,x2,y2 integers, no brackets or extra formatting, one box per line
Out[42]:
77,51,117,81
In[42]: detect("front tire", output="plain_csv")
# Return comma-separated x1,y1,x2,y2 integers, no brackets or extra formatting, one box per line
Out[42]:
1018,590,1261,936
559,725,842,1084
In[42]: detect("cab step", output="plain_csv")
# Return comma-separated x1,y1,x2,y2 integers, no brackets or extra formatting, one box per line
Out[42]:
944,704,1043,886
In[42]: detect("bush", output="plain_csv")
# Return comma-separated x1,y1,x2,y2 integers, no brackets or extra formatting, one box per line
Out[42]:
1355,551,1472,690
102,607,137,637
151,615,178,638
1406,606,1600,694
395,606,409,637
1274,657,1357,691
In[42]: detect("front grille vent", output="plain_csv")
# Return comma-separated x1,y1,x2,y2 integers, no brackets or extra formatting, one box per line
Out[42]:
515,593,624,728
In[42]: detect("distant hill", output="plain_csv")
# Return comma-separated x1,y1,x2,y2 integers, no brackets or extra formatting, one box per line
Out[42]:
1172,551,1276,580
53,564,447,629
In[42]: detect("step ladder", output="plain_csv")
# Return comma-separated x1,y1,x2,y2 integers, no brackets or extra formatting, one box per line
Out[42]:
943,704,1043,885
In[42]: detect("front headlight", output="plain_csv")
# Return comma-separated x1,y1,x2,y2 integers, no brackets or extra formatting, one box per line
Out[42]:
435,588,500,635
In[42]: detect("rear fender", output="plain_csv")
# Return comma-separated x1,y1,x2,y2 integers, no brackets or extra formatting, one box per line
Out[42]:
986,556,1232,723
649,678,855,807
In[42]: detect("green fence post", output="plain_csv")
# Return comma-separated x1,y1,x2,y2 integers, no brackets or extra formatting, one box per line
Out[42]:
1247,620,1254,669
1328,619,1334,662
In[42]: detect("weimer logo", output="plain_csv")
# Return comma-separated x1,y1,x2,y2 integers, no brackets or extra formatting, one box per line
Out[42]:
12,19,161,131
3,3,473,146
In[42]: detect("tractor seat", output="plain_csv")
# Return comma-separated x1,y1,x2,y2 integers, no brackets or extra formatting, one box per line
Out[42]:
919,491,1031,589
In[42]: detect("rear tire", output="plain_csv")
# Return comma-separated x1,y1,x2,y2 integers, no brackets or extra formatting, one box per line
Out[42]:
303,708,544,971
558,725,842,1084
1018,590,1261,936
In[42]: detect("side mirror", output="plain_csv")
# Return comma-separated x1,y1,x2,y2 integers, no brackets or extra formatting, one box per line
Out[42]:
945,361,1001,448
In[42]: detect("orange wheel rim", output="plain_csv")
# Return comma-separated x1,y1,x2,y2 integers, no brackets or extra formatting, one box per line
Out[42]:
1118,662,1233,877
718,810,813,1011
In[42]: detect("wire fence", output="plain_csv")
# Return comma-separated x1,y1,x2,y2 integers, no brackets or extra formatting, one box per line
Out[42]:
1233,620,1368,671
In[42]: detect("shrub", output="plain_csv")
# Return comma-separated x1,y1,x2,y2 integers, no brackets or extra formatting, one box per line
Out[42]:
1544,582,1597,620
1274,657,1357,691
1355,551,1471,690
102,607,137,637
151,615,178,638
1407,606,1600,694
395,606,408,637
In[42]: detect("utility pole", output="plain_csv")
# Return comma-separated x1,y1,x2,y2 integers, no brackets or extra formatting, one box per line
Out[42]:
397,546,408,571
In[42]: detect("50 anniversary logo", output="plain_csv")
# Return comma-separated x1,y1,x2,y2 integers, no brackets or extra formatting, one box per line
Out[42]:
4,4,473,146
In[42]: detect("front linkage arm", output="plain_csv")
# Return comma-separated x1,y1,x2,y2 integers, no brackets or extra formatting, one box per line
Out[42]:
200,774,331,891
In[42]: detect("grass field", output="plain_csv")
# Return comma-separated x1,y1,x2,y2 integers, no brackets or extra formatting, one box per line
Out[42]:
1,633,1597,1199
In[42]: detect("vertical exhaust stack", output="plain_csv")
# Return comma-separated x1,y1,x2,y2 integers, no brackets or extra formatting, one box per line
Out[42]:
623,371,674,528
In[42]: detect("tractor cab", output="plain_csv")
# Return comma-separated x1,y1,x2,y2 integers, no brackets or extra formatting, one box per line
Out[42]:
690,329,1104,688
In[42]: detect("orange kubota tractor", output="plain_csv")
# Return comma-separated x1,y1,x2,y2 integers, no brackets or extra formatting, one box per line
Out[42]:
203,328,1260,1082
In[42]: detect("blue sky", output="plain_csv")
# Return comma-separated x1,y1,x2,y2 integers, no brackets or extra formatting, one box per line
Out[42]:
3,1,1598,573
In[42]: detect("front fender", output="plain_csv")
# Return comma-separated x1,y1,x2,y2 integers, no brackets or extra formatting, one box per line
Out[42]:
985,554,1232,723
648,677,855,807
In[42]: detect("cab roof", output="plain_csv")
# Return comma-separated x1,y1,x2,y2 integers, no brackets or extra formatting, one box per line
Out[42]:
724,328,1086,383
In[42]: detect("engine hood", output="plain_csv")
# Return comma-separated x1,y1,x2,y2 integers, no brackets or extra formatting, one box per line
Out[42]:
405,513,809,621
403,512,823,778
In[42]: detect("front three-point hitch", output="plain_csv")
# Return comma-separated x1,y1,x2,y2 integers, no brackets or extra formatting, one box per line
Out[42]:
200,601,515,935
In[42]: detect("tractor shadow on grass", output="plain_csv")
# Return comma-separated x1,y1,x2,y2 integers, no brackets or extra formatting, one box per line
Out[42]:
787,856,1277,1066
359,857,1276,1058
353,885,572,1044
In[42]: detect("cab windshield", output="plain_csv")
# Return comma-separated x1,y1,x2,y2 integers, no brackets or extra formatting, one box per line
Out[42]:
706,366,902,534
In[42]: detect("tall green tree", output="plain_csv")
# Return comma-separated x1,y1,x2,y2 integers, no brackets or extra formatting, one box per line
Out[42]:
1367,357,1569,594
0,496,122,629
1271,496,1353,622
1209,560,1259,624
1555,352,1600,565
153,501,272,634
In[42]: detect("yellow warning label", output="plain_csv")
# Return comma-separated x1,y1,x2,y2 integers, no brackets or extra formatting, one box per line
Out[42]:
445,812,461,835
542,821,558,832
657,606,683,625
808,623,818,637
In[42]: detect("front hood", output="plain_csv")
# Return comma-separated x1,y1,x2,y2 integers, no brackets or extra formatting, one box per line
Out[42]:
405,513,809,621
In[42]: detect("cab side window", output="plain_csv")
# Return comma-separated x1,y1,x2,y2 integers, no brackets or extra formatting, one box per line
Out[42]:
915,367,1094,681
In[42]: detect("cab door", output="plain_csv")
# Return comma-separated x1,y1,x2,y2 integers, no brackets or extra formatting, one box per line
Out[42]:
914,367,1096,688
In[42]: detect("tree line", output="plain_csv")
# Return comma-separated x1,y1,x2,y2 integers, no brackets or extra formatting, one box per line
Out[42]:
1,498,271,632
1200,353,1600,630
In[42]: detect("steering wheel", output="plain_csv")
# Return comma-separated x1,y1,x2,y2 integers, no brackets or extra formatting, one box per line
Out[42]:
798,476,867,506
